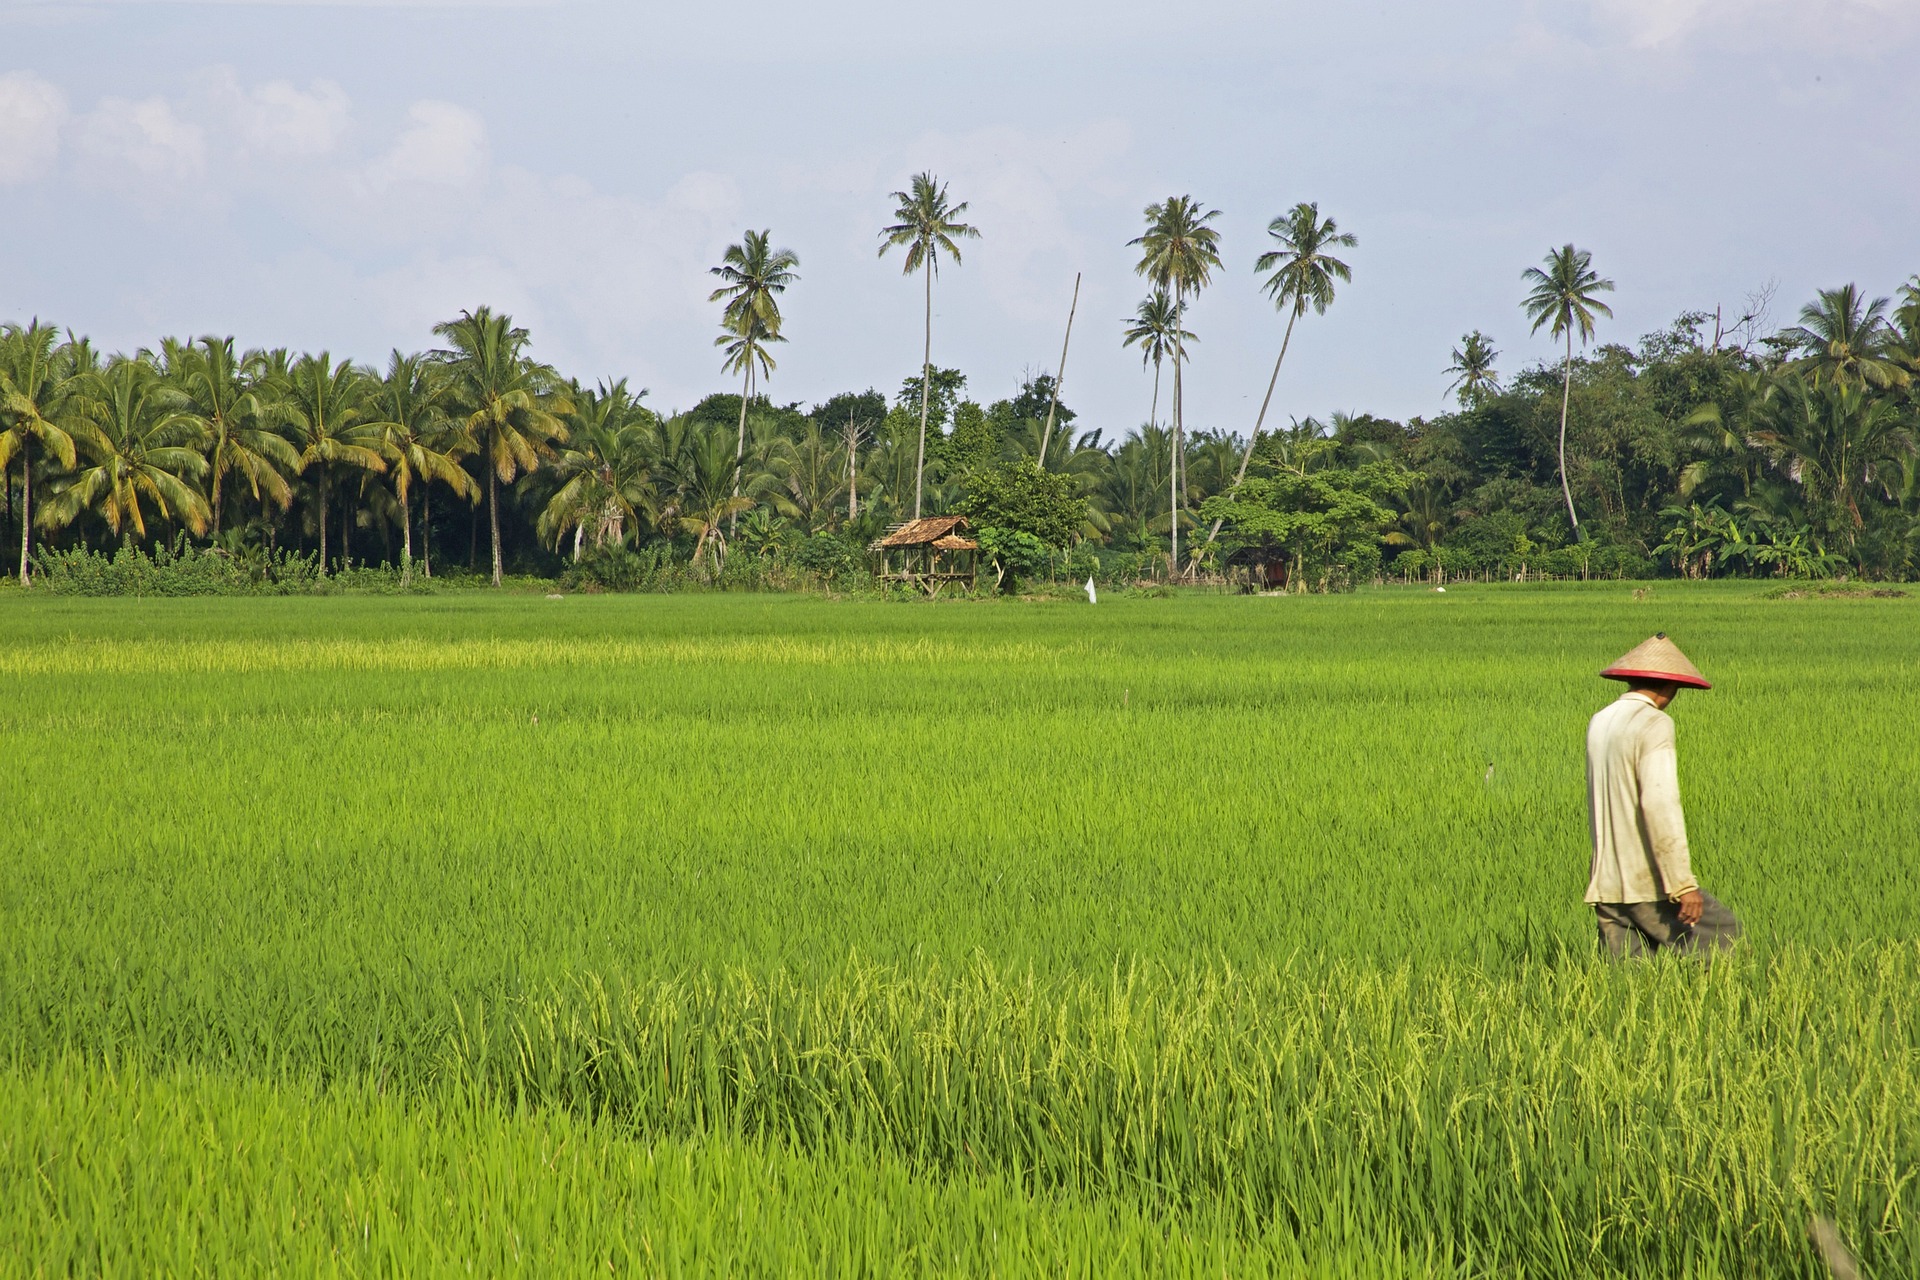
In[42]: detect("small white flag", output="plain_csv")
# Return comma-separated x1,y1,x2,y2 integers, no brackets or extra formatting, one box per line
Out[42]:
1084,577,1097,604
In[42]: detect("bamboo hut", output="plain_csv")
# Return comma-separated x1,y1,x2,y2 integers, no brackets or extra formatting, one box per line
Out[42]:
872,516,979,595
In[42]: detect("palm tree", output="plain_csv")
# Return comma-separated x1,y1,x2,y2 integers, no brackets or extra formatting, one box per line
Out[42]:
1522,244,1615,537
1783,284,1907,391
879,172,980,519
715,313,782,524
0,321,84,586
710,229,800,510
1120,291,1193,432
1102,426,1177,555
431,307,570,586
1130,195,1222,572
1749,375,1912,553
1396,481,1454,558
773,417,843,532
40,358,210,542
277,353,385,573
368,351,475,581
669,422,756,575
858,408,922,524
1445,331,1501,406
539,379,661,558
173,336,298,536
1206,202,1356,556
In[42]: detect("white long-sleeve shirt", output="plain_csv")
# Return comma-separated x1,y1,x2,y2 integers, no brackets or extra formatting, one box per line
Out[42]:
1584,691,1699,905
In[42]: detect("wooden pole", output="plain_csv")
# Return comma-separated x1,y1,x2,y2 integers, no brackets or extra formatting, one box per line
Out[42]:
847,408,859,524
1037,272,1081,469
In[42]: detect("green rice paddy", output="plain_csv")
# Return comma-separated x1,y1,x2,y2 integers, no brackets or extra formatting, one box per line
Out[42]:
2,587,1916,1276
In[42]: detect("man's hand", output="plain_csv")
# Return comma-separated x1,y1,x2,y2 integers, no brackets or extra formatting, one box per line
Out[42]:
1676,890,1704,927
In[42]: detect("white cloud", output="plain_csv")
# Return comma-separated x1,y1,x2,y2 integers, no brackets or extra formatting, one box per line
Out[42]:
74,95,206,194
452,166,745,381
1590,0,1915,49
0,71,67,184
365,100,486,189
899,122,1133,324
199,70,350,158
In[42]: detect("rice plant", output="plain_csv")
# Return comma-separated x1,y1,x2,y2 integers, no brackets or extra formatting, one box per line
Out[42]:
1,584,1914,1274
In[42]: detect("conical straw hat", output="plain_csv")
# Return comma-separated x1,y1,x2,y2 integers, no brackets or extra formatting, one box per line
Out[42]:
1601,633,1711,689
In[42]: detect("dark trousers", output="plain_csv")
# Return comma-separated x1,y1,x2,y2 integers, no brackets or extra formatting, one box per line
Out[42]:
1594,890,1741,959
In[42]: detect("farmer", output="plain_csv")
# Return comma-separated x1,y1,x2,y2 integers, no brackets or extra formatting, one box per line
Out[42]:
1584,633,1741,958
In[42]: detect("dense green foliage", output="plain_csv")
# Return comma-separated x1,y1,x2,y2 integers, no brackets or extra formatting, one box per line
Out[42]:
2,588,1916,1273
5,273,1918,591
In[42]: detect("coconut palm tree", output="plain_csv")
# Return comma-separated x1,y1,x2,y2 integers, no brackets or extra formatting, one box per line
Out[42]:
539,379,661,558
277,353,385,573
1445,331,1501,406
368,351,475,581
172,336,298,536
1121,290,1194,432
1130,195,1221,572
1748,375,1913,554
770,417,844,532
1783,284,1908,391
431,307,570,586
1102,426,1177,555
1205,202,1356,556
1522,244,1615,537
1396,480,1454,558
0,321,84,585
709,230,800,505
40,358,210,542
857,408,922,524
879,172,980,519
670,422,756,574
715,313,783,524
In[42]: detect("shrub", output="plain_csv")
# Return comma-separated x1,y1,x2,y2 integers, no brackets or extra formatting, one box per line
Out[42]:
30,540,325,596
561,544,677,593
976,526,1049,593
794,532,863,582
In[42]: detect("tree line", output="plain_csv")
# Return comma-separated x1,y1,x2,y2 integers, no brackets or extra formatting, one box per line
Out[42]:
4,172,1918,590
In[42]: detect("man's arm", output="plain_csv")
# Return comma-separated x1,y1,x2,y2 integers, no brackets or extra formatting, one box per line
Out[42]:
1638,718,1701,910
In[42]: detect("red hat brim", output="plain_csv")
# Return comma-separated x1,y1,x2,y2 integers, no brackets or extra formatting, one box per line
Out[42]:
1602,666,1712,690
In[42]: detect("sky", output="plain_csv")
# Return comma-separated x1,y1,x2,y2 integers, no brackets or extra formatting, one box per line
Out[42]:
1,0,1916,438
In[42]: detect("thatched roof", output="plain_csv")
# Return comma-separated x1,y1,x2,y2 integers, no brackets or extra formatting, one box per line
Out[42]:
875,515,972,548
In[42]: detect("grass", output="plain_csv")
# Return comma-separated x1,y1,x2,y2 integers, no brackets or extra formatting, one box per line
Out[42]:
1,583,1916,1275
5,1060,1456,1279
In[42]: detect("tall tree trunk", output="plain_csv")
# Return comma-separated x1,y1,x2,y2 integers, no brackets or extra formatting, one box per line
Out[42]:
317,468,329,576
341,483,351,572
573,523,584,562
400,484,412,584
1149,359,1161,431
1557,331,1580,537
1169,294,1185,576
847,409,859,524
209,442,225,538
1038,272,1080,469
469,489,479,571
1204,305,1300,554
489,451,503,587
914,265,932,520
422,488,432,578
732,365,751,534
17,436,30,588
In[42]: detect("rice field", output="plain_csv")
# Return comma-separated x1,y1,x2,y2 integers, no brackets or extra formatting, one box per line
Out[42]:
2,585,1917,1276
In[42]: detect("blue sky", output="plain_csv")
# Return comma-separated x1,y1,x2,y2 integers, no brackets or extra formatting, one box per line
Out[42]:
2,0,1915,437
